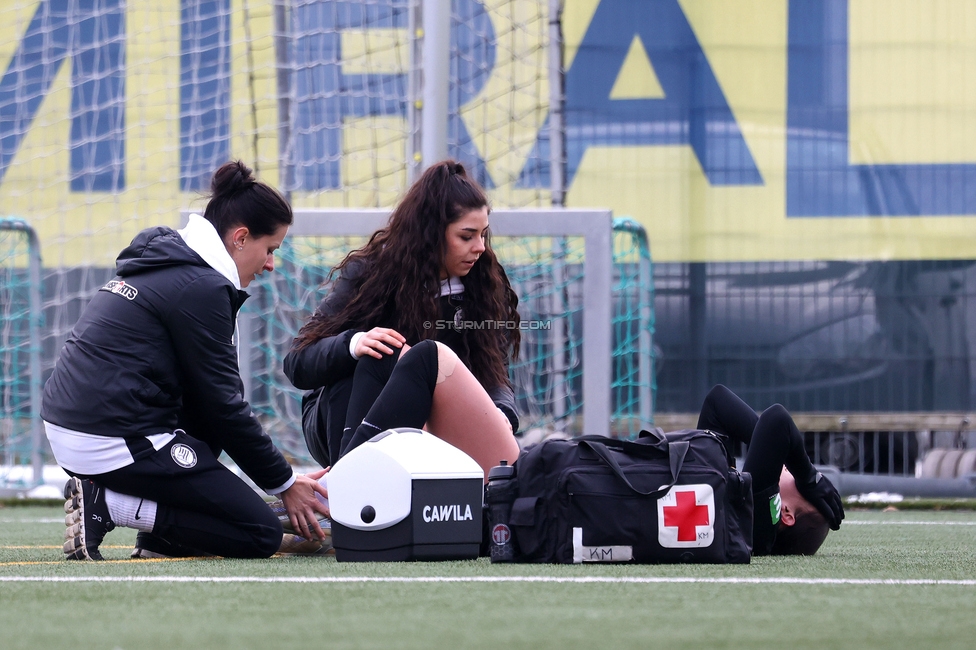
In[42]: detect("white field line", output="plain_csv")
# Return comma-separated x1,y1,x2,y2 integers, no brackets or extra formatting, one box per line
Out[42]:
2,518,974,526
842,521,976,525
3,517,973,523
0,576,974,586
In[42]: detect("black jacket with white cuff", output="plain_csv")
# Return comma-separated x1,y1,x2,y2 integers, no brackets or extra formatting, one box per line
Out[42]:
41,224,294,493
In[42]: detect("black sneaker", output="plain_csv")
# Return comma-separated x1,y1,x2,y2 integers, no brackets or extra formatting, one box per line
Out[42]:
63,477,115,561
130,531,213,559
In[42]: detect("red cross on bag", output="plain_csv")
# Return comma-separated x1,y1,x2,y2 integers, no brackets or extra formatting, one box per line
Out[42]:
657,484,715,548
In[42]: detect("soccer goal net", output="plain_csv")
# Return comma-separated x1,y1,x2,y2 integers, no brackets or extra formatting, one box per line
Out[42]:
0,0,657,474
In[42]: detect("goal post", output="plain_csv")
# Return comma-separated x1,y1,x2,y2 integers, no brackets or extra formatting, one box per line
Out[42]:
0,218,43,489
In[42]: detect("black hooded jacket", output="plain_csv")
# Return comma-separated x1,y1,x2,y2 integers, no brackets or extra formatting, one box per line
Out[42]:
41,226,293,492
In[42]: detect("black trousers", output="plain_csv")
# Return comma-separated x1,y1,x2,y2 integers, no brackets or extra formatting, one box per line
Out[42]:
695,384,802,494
695,384,809,555
78,431,282,558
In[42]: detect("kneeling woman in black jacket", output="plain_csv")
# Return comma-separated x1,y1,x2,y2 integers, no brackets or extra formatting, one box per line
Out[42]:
42,161,329,561
285,160,521,480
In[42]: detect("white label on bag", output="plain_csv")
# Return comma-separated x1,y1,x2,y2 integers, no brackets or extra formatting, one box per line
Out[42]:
572,527,634,563
657,484,715,548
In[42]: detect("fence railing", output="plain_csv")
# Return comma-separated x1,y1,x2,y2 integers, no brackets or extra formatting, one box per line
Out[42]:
655,411,976,496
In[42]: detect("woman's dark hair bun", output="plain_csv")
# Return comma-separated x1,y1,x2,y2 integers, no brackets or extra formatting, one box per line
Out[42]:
211,160,255,198
203,160,292,238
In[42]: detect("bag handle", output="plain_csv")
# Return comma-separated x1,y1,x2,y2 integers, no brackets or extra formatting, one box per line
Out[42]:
578,437,690,497
576,433,669,457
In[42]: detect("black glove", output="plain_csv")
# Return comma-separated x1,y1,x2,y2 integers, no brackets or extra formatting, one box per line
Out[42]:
796,472,845,530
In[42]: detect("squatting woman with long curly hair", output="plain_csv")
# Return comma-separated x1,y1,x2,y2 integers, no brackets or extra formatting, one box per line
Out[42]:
284,160,521,478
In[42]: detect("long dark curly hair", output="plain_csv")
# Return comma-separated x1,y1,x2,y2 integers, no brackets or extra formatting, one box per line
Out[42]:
293,160,520,390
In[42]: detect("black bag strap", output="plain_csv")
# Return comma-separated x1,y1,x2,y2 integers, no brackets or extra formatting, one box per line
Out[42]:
576,432,669,457
578,437,690,497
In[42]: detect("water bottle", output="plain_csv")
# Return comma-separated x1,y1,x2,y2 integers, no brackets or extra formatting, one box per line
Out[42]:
485,460,517,563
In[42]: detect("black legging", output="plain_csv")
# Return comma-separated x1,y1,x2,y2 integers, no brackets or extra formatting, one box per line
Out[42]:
339,339,440,457
696,384,817,494
82,432,282,558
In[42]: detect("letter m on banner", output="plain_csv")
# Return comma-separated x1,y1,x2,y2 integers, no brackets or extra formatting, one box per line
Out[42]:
0,0,125,191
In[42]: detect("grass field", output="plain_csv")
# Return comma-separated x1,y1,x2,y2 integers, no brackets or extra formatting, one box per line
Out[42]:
2,504,975,649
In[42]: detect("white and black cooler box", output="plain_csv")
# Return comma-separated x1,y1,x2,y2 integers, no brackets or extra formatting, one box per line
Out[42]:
327,428,484,561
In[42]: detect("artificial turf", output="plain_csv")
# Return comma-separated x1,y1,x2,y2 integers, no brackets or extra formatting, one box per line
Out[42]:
1,506,974,649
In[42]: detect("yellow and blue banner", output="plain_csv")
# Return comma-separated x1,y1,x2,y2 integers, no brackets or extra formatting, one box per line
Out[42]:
2,0,976,263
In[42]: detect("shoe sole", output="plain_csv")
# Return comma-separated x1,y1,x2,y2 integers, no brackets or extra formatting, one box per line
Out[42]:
130,547,170,559
277,531,335,557
62,477,102,561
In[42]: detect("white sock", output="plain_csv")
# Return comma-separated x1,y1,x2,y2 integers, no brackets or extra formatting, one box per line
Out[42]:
105,489,157,532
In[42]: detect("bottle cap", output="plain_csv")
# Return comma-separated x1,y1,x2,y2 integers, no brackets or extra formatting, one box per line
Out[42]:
488,460,515,480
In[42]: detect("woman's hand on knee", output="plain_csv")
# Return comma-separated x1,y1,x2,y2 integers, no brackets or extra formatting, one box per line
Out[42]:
280,473,330,541
355,327,406,359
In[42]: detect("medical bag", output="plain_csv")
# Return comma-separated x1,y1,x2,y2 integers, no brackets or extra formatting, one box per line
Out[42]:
488,429,753,564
